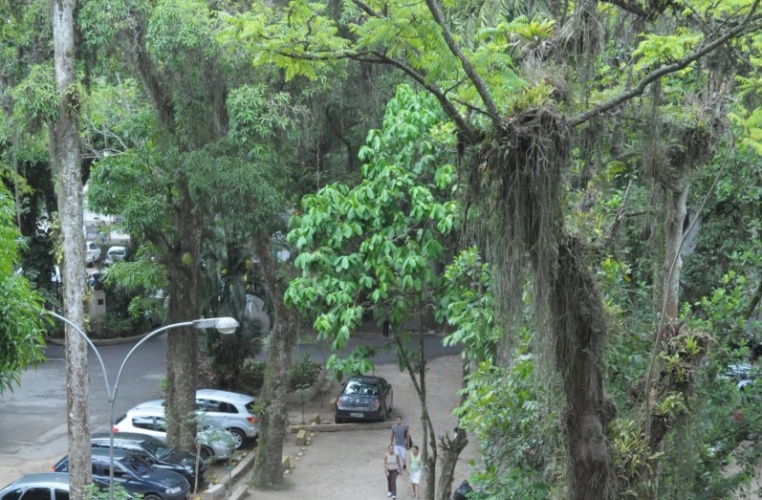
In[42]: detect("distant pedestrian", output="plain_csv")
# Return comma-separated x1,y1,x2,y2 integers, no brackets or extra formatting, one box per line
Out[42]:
384,444,403,499
407,445,422,499
390,416,410,467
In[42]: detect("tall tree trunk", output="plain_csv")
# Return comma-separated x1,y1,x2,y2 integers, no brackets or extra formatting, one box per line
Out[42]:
660,180,688,325
393,326,446,500
165,177,202,451
437,428,468,500
52,0,90,495
551,239,613,500
253,239,298,485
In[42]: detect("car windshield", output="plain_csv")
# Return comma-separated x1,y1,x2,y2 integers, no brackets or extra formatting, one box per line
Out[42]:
345,381,379,396
124,454,153,476
141,436,172,460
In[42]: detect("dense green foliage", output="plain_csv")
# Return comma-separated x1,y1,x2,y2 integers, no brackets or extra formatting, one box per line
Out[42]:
286,85,458,372
0,184,45,393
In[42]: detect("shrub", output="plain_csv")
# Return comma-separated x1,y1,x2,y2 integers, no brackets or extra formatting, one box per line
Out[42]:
198,359,266,395
288,353,322,391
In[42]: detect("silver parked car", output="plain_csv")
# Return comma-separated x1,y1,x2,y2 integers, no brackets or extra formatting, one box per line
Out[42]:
0,473,71,499
194,389,260,448
113,405,237,461
104,245,127,265
86,241,101,265
132,390,260,449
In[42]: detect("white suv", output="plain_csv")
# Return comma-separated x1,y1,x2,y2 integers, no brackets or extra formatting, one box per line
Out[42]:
86,242,101,265
194,389,260,448
112,405,236,461
127,389,259,450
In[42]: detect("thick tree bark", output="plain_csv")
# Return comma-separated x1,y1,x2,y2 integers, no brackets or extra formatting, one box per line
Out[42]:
52,0,91,496
660,181,688,323
551,239,613,500
253,239,298,485
437,428,468,500
165,176,202,452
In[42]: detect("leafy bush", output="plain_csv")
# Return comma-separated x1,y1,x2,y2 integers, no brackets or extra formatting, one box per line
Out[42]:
198,359,266,395
88,313,138,339
288,353,322,391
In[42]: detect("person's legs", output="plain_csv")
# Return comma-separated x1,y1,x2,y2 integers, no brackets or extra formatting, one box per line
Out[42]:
410,471,420,498
390,470,399,497
386,472,393,496
394,445,407,470
394,445,407,464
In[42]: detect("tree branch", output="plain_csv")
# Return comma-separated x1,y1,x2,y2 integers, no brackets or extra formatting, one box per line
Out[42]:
353,51,480,143
423,0,502,129
569,0,762,127
601,0,651,18
350,0,382,18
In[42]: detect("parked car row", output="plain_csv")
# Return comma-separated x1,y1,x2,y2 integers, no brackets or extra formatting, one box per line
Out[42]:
114,389,260,451
0,389,259,499
84,241,127,267
52,448,191,500
113,406,237,461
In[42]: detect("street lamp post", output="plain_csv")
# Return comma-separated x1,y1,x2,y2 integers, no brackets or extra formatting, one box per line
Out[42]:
47,311,239,500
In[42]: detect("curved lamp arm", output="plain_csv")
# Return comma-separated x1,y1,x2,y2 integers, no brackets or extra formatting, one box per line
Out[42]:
112,317,239,404
45,310,111,398
45,310,238,500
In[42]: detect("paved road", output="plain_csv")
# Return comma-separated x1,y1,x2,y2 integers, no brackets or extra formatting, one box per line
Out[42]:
0,329,460,484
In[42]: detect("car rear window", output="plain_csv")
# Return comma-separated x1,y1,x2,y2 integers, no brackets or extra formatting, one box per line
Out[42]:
197,399,239,414
141,437,172,460
244,400,257,414
345,381,379,396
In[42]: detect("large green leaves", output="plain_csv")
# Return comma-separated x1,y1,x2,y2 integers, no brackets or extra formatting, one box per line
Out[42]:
0,186,45,394
286,84,458,373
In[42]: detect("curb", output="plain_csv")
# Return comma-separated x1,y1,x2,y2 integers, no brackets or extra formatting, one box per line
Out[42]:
288,420,391,432
45,330,153,347
203,451,257,500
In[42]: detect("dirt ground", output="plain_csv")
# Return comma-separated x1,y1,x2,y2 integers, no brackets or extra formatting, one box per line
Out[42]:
242,355,480,500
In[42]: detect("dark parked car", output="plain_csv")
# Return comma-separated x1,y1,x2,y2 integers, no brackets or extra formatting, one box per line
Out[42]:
0,473,71,499
91,432,205,490
334,375,393,423
52,448,190,500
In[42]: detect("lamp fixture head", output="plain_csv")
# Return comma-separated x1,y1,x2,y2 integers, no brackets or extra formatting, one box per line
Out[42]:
192,317,239,334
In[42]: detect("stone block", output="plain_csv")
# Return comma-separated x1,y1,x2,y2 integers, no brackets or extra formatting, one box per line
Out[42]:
296,429,307,446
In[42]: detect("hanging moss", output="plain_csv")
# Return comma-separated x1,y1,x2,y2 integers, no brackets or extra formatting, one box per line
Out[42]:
461,107,615,498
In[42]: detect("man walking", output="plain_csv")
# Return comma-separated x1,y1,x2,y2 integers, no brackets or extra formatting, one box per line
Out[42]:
390,416,410,469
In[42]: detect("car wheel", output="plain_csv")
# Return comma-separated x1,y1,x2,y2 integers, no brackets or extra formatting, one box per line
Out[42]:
143,495,161,500
199,446,213,460
228,428,246,449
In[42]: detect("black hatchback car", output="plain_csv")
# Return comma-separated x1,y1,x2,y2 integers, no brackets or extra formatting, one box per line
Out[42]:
91,432,205,490
52,448,190,500
334,375,393,423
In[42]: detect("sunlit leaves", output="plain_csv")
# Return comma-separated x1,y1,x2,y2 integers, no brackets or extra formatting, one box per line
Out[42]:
10,63,59,125
285,85,458,376
220,1,350,82
632,29,703,72
0,186,45,394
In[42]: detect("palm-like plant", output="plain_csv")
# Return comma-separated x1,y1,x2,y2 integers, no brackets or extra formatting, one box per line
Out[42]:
199,233,268,391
